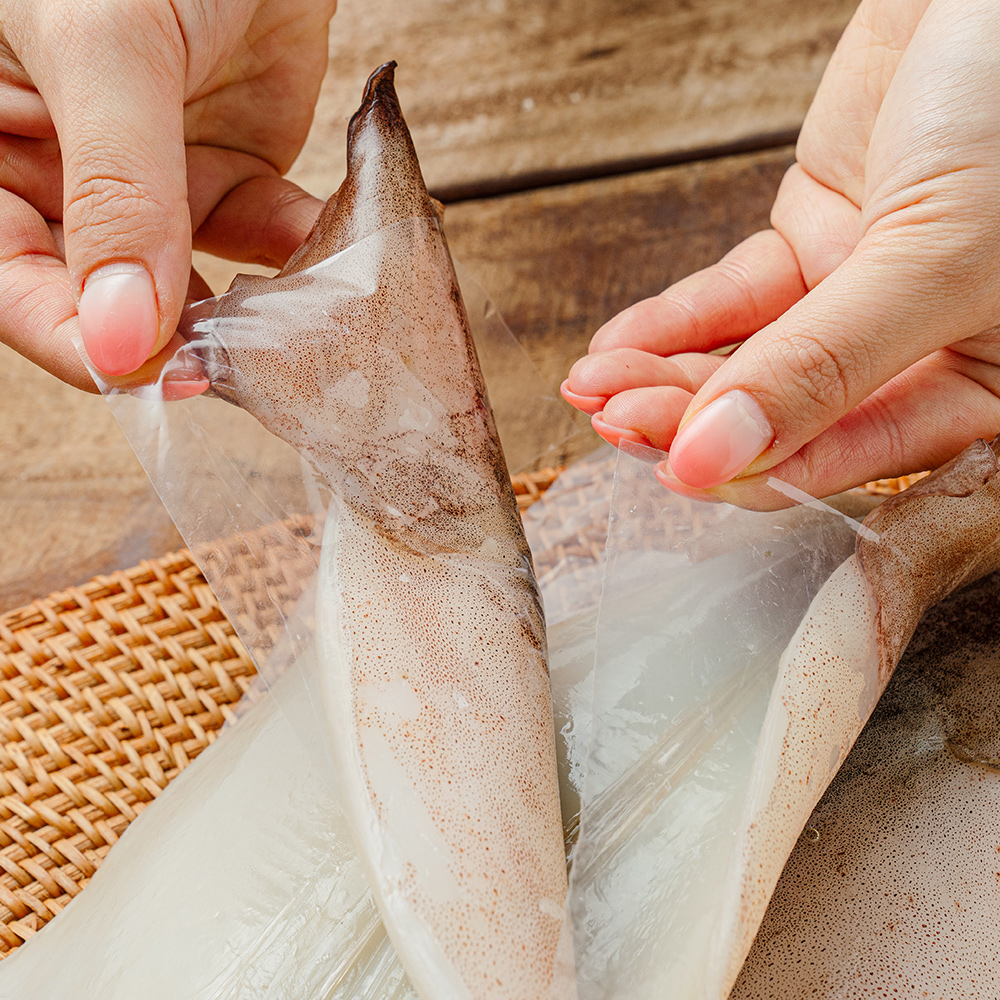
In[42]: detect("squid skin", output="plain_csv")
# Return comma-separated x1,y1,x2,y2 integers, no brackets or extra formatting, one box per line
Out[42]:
732,559,1000,996
197,64,568,999
714,436,1000,997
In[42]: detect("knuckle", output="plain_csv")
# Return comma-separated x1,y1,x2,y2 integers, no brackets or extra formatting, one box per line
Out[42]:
769,331,862,417
869,398,908,472
66,169,151,217
714,251,765,316
63,165,180,246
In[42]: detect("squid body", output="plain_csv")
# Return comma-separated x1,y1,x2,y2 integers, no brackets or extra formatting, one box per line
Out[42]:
198,63,568,1000
727,435,1000,996
567,436,1000,998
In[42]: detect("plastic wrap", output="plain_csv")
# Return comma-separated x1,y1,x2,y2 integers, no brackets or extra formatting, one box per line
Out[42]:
733,567,1000,996
566,437,1000,999
13,63,571,1000
3,375,997,998
3,62,999,1000
567,442,863,999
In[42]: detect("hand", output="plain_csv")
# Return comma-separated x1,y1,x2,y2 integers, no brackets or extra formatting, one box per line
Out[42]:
563,0,1000,507
0,0,334,389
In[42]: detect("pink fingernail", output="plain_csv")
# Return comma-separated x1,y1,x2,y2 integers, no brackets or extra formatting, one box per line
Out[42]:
79,262,158,375
654,459,722,503
668,390,773,488
162,371,211,402
592,412,652,449
560,379,607,415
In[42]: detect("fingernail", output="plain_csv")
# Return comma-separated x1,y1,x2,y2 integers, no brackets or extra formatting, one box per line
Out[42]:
79,262,158,375
560,379,607,415
654,459,722,503
161,375,211,402
592,412,652,449
668,390,773,488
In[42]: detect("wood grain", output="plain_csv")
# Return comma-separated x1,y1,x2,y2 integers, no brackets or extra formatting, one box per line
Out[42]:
289,0,852,201
0,355,182,611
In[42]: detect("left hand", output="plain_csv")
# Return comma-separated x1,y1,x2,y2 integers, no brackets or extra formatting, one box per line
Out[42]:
0,0,334,389
562,0,1000,507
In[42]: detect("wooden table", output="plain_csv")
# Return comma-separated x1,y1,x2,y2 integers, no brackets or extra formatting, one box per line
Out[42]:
0,0,857,610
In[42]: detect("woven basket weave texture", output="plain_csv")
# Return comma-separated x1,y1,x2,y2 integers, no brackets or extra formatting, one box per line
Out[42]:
0,468,564,955
0,552,254,953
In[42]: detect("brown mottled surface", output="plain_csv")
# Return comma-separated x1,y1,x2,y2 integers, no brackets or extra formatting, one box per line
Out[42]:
733,567,1000,997
200,65,525,559
857,435,1000,684
720,437,1000,997
193,65,567,996
282,63,438,272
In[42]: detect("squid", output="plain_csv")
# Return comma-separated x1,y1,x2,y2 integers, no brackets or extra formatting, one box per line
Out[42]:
196,63,568,999
728,435,1000,995
733,552,1000,995
566,435,1000,998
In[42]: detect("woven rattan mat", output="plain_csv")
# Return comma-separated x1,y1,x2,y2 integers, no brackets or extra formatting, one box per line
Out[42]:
0,466,908,956
0,468,563,955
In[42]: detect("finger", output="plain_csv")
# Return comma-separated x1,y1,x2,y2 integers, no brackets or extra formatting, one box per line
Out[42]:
560,381,607,416
0,189,91,390
188,146,324,268
0,135,63,219
0,79,55,139
662,354,1000,510
589,229,807,356
15,3,190,376
592,385,699,451
795,0,932,204
562,349,725,415
769,164,861,289
666,220,1000,490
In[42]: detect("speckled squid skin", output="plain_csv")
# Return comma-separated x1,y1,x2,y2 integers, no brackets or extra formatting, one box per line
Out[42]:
195,64,567,999
732,561,1000,998
716,436,1000,999
202,63,526,564
857,435,1000,685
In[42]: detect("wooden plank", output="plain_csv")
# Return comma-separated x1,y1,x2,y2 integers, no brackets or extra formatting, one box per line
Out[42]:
0,356,183,610
289,0,851,200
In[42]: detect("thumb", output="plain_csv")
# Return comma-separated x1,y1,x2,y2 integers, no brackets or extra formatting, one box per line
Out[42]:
21,3,191,376
666,226,1000,490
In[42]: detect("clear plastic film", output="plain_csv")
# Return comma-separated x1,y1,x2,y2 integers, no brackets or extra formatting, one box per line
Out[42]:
566,437,1000,999
0,56,594,998
2,293,998,998
77,215,574,1000
567,442,866,999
